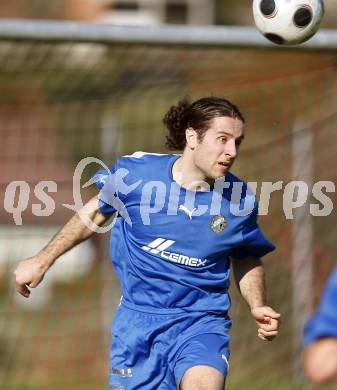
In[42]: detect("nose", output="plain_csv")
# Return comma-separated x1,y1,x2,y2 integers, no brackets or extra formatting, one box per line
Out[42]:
225,139,237,159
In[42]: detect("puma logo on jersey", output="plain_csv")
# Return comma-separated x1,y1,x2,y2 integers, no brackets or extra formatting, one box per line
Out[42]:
142,238,207,267
179,205,197,220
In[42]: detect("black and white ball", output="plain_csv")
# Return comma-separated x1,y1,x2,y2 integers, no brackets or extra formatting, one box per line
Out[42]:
253,0,325,45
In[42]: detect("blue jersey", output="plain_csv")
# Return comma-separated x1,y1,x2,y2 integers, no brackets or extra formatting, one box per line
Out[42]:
93,152,275,314
304,266,337,345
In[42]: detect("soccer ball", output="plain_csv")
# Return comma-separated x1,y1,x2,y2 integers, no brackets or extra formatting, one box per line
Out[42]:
253,0,325,45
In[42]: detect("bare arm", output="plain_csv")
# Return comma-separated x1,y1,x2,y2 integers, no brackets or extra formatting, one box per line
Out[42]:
14,195,112,297
304,338,337,384
231,256,281,341
231,256,266,309
37,195,110,268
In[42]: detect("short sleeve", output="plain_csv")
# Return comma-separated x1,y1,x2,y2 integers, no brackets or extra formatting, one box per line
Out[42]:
91,162,119,215
304,267,337,345
230,203,276,259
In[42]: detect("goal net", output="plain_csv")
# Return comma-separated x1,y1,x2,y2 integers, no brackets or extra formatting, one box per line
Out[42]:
0,21,336,390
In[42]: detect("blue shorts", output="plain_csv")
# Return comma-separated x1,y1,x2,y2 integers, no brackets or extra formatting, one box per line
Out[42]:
109,303,232,389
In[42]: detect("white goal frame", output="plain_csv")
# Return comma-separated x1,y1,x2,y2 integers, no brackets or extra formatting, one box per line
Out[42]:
0,18,336,49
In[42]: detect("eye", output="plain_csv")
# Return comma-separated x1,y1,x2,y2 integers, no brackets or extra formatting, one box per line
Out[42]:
235,138,243,147
218,137,228,143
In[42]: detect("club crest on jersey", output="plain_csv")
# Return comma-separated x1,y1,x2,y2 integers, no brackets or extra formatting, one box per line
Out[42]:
210,214,226,234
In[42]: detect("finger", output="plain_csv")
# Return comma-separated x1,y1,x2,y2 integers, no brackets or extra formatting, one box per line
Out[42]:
252,310,266,321
252,307,281,322
270,317,280,328
258,332,268,341
265,333,277,341
28,280,38,288
263,307,281,319
258,319,280,331
258,330,276,341
16,282,30,298
258,329,279,337
269,318,280,329
257,316,281,328
264,335,276,341
259,324,278,332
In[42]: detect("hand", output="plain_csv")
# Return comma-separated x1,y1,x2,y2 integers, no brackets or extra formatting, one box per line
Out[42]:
251,306,281,341
14,256,49,298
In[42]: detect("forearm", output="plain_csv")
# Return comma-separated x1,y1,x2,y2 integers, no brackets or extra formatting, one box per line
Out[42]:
232,257,280,341
232,257,266,309
38,195,110,270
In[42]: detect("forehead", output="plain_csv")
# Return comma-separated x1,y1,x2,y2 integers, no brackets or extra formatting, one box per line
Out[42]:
206,116,244,137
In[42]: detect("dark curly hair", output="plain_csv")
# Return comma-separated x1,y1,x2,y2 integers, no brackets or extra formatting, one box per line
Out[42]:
163,96,245,151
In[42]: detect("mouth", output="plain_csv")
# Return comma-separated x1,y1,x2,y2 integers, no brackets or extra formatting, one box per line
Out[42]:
218,162,231,168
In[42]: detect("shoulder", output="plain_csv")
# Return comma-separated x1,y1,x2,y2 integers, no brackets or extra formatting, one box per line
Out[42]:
226,171,249,189
93,152,175,190
117,151,176,169
113,151,178,184
225,171,245,185
225,171,258,211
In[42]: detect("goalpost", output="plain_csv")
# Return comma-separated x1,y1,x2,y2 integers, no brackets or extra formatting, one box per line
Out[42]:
0,19,336,389
0,18,336,48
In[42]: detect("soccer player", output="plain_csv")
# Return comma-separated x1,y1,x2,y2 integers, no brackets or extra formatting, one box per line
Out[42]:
304,266,337,385
14,97,281,390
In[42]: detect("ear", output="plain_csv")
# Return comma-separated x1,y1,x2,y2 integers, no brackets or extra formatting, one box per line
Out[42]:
185,127,198,150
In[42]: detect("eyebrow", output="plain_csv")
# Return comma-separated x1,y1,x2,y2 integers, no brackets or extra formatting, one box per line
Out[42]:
217,131,245,140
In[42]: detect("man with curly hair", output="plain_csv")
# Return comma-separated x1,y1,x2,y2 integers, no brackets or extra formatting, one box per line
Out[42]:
15,96,280,390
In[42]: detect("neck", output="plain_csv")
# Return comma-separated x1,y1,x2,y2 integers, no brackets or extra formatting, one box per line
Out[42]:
172,153,213,192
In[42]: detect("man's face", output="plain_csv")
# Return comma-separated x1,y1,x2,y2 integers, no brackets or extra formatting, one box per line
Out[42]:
188,116,244,181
